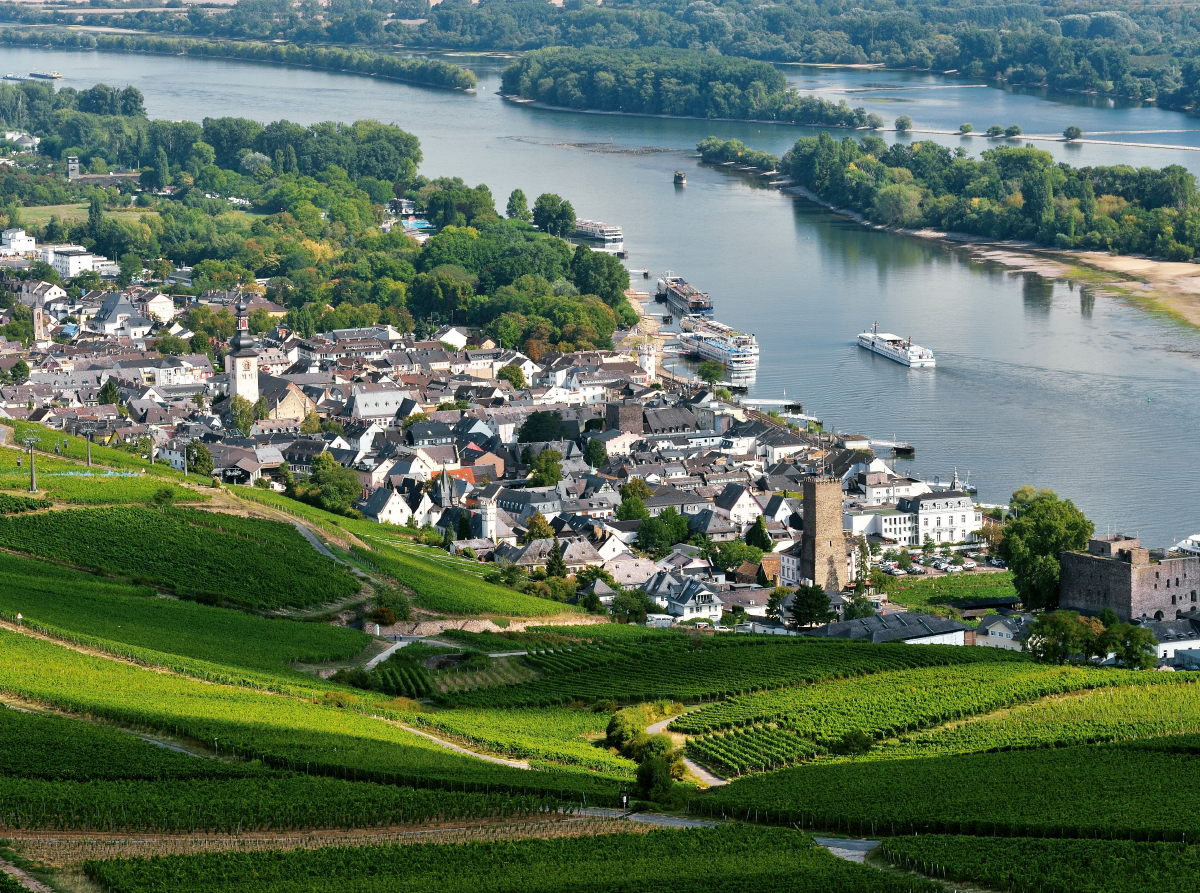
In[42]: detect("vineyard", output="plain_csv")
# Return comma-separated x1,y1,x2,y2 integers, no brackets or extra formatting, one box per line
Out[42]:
438,624,677,652
869,679,1200,760
446,636,1024,708
879,834,1200,893
353,541,574,617
0,550,369,677
1,420,192,481
696,741,1200,839
406,708,636,773
3,474,212,505
0,630,623,804
83,826,944,893
673,664,1173,773
0,506,361,611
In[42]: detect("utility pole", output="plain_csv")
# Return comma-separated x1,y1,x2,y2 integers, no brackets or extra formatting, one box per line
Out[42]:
21,435,38,493
82,423,94,467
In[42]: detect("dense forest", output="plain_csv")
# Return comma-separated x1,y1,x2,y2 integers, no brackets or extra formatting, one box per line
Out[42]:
6,0,1200,106
737,132,1200,259
0,80,632,361
501,48,882,125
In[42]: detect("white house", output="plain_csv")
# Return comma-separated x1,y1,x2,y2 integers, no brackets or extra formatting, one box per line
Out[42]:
358,487,413,526
712,483,762,529
897,491,983,545
0,228,36,256
432,325,471,350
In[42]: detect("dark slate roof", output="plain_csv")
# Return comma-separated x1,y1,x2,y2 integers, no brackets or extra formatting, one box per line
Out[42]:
799,612,968,643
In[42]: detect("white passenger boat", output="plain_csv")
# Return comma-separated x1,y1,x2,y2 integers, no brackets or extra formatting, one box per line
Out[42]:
857,323,935,367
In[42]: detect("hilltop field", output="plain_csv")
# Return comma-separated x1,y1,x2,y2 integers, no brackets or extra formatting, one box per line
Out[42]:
0,428,1196,893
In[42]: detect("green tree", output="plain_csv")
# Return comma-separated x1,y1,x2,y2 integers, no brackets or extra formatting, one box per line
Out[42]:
1000,489,1094,611
713,540,764,574
959,123,973,133
506,188,531,222
1096,607,1120,628
986,125,1005,137
300,411,322,435
155,334,189,356
524,512,554,543
745,515,772,550
528,448,563,486
546,538,568,578
612,588,656,623
697,360,725,385
1025,611,1101,664
151,146,170,190
615,495,649,522
532,193,575,237
151,486,177,511
788,583,836,627
229,395,255,436
117,252,142,287
766,586,790,621
518,410,567,442
894,115,913,132
457,512,472,542
584,437,607,468
1005,124,1023,137
97,377,120,405
309,452,362,515
843,595,876,620
620,479,653,501
637,506,690,557
1064,125,1083,141
1108,622,1158,669
497,364,526,390
873,183,922,226
253,396,269,421
186,441,213,476
87,194,104,240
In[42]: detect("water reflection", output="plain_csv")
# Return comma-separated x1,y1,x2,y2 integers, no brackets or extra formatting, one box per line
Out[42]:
1022,274,1056,314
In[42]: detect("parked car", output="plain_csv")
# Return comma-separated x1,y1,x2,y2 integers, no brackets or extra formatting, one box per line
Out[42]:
891,568,908,576
906,565,926,575
962,560,977,570
945,565,962,574
990,558,1007,568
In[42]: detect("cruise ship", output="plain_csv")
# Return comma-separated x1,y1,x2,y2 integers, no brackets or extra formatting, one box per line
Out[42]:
678,317,759,372
857,323,936,367
656,272,714,317
574,219,623,242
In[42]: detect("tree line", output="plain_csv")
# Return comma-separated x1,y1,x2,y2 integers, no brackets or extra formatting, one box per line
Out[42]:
18,0,1199,106
783,131,1200,260
501,48,880,126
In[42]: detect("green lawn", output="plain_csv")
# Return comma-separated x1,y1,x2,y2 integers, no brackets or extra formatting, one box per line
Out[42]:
884,571,1017,611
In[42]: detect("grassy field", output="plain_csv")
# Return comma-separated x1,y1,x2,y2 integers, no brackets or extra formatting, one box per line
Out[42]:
883,570,1017,611
18,203,159,226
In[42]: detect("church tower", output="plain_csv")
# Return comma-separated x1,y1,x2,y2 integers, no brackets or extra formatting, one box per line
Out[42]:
225,299,259,405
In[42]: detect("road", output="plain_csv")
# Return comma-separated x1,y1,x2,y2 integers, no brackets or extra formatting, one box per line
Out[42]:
579,807,714,829
396,723,531,769
812,837,880,863
645,715,729,788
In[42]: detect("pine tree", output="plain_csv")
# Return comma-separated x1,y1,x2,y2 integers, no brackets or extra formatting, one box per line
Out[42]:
457,512,472,542
546,538,567,578
285,145,298,174
745,515,772,550
98,378,120,406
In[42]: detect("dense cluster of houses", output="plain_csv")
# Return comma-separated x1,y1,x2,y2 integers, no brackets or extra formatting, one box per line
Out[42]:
0,273,994,637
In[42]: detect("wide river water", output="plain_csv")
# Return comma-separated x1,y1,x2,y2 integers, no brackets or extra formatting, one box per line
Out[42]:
3,45,1199,543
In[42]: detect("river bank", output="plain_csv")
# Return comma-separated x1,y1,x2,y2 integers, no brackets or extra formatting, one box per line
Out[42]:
782,181,1200,330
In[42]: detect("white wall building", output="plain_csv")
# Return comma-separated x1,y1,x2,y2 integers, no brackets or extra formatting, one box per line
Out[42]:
0,228,36,256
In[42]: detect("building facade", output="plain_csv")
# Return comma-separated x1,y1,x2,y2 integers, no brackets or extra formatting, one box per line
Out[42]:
1060,535,1200,622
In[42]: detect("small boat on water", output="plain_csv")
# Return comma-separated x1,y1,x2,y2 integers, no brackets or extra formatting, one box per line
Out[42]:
29,71,63,80
857,323,936,368
673,171,686,185
3,73,29,82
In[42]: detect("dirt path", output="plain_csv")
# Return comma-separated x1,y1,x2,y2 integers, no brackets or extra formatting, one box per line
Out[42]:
645,714,728,788
394,722,531,769
0,858,53,892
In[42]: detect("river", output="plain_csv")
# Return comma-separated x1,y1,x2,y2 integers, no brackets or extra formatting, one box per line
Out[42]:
2,45,1199,544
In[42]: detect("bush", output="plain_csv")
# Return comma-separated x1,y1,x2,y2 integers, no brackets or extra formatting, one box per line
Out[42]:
372,606,396,625
637,755,675,800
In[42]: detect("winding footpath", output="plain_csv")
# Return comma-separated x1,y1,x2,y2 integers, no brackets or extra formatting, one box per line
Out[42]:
645,715,728,788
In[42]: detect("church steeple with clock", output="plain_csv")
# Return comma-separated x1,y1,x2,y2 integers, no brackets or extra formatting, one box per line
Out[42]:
225,298,259,405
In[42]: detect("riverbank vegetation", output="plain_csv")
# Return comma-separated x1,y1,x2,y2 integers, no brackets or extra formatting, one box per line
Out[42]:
0,29,476,91
502,48,882,127
9,0,1198,107
0,78,633,356
781,132,1200,260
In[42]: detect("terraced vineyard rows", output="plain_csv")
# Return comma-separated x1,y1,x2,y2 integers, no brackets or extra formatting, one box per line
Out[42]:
83,826,944,893
869,678,1200,760
0,630,624,804
353,542,574,617
0,551,368,679
676,664,1179,774
406,708,635,773
880,834,1200,893
0,507,360,610
447,637,1025,708
697,741,1200,839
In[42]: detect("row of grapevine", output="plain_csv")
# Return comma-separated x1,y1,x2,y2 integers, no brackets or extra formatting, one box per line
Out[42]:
377,666,433,699
688,726,823,776
696,741,1200,840
0,506,361,611
449,636,1026,708
671,663,1183,736
83,826,944,893
879,834,1200,893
